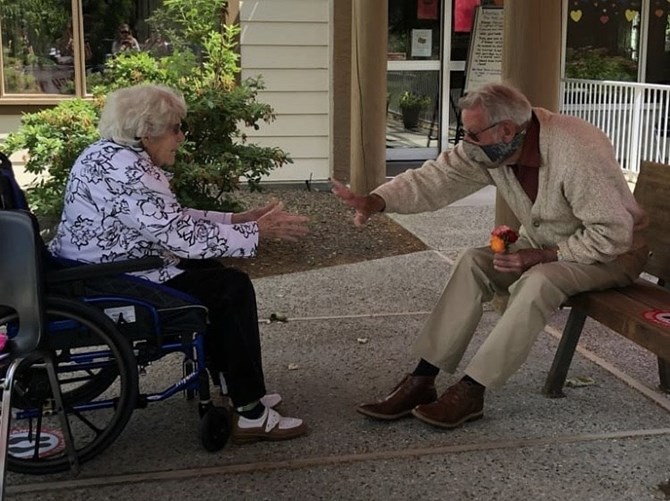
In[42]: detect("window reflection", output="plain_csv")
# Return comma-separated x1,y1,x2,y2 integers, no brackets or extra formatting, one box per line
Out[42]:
1,5,75,95
565,1,640,81
645,12,670,84
0,0,165,97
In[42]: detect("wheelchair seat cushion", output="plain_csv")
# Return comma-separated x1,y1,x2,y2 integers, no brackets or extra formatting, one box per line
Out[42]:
49,274,209,341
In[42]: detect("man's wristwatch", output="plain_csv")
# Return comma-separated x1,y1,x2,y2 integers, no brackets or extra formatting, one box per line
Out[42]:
555,248,565,262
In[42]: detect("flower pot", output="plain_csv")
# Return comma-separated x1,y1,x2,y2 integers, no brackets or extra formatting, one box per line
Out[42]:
401,107,420,130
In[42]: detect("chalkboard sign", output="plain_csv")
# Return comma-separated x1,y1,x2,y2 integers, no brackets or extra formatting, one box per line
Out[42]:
464,6,503,93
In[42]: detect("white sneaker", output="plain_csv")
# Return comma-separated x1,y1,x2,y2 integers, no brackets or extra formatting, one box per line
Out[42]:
232,407,307,444
260,393,282,408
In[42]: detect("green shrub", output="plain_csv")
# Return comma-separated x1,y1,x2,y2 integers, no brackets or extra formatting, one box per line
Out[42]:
171,80,290,211
2,99,101,220
399,91,431,112
2,65,41,93
565,46,637,82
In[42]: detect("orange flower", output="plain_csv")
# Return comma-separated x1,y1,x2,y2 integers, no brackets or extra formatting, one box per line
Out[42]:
489,235,507,253
490,225,519,253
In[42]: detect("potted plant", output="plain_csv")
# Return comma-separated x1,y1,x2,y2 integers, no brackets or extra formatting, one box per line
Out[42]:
399,91,430,130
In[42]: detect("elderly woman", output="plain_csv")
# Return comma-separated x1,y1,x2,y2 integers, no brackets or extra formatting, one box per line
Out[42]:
49,84,309,444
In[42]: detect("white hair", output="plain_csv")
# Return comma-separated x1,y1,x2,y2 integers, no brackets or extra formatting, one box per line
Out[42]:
98,84,186,147
458,83,532,126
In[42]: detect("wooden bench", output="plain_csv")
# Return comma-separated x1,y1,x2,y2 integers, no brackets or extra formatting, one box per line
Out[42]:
544,160,670,398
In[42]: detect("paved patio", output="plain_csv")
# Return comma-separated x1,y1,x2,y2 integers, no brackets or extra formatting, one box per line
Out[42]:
5,187,670,500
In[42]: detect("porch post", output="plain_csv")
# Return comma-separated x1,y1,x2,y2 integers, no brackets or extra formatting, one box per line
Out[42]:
225,0,241,86
349,0,388,194
497,0,562,227
332,0,353,183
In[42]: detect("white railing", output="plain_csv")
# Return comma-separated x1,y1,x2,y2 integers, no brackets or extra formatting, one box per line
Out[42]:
560,79,670,174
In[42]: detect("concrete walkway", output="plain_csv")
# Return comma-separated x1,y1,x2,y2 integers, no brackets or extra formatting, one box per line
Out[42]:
5,187,670,500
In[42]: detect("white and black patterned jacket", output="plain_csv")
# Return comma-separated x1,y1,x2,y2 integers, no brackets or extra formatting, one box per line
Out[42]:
49,140,258,283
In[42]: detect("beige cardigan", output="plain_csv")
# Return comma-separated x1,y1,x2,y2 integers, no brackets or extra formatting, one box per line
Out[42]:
373,108,647,264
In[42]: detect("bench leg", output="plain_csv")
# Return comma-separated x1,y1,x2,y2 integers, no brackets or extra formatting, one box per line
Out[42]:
659,357,670,394
543,308,587,398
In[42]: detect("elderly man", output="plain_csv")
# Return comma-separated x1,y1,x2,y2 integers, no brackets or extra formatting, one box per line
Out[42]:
332,83,648,429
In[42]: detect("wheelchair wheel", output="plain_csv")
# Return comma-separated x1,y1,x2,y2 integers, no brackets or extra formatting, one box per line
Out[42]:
198,404,231,452
0,296,139,475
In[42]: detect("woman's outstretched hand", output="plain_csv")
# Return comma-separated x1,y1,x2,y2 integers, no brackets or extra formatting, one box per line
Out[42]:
330,179,385,226
256,202,310,242
231,201,279,224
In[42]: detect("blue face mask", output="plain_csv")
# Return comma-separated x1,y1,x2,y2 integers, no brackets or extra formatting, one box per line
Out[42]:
462,129,527,168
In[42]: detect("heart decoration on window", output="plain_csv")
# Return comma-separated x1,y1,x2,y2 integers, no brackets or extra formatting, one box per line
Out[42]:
624,9,638,21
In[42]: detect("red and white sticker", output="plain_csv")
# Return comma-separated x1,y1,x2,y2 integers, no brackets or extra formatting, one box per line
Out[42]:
642,309,670,328
9,428,65,459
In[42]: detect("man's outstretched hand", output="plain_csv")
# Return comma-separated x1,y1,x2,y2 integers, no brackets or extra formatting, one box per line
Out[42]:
331,179,385,226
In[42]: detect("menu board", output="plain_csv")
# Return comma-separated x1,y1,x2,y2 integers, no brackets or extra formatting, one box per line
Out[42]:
464,6,504,93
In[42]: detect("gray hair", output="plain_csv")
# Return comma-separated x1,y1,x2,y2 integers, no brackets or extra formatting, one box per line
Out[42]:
98,84,187,147
458,83,532,126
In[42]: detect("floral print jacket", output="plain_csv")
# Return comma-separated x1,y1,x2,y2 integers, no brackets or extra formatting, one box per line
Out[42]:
48,140,258,283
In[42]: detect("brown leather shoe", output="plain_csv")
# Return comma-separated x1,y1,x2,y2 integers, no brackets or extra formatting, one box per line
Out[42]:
412,380,484,429
356,374,437,420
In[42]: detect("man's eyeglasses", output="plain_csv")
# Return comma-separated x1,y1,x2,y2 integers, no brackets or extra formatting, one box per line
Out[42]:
463,121,501,143
120,30,130,35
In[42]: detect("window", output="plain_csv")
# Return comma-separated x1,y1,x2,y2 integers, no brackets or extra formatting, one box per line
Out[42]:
565,0,670,83
386,0,443,159
388,0,443,61
565,0,641,81
645,6,670,84
0,0,158,103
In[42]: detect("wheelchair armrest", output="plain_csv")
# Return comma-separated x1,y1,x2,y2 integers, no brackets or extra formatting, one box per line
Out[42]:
45,256,164,284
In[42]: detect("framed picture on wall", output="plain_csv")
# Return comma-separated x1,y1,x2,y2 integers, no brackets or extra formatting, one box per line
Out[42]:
411,29,432,58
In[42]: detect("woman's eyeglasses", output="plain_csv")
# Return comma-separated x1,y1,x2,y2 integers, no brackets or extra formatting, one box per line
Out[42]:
170,122,188,136
463,121,501,143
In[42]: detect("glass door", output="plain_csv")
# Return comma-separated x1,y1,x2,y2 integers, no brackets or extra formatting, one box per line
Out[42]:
386,0,503,163
386,0,444,161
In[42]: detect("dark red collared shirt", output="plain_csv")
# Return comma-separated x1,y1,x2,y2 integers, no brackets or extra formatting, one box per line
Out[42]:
510,112,541,202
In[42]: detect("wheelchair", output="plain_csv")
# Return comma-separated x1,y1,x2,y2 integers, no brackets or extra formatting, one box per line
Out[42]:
0,152,232,486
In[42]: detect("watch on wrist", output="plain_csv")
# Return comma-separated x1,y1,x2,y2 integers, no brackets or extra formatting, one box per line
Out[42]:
555,248,564,262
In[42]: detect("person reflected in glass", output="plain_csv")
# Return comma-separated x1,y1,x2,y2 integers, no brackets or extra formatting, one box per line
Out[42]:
142,28,171,57
112,23,141,54
56,21,92,63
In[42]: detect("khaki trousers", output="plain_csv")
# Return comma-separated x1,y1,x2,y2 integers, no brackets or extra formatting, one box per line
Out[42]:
412,243,647,388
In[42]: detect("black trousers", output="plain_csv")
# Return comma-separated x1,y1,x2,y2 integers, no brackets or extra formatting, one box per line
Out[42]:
165,260,266,407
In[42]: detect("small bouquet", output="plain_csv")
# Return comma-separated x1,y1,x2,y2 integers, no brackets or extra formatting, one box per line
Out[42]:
0,332,7,352
490,225,519,254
